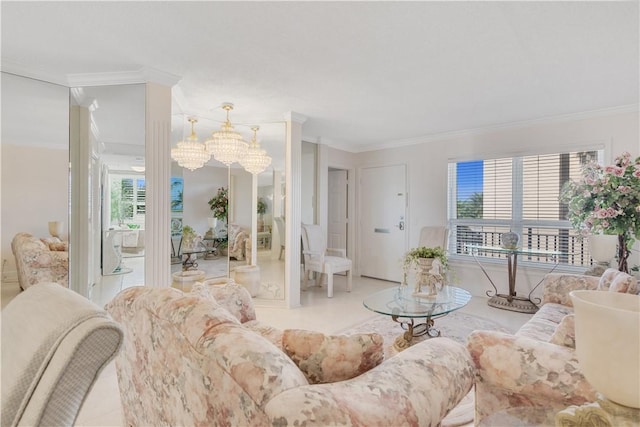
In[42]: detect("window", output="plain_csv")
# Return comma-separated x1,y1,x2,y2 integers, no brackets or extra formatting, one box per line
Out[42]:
110,174,146,227
448,149,603,267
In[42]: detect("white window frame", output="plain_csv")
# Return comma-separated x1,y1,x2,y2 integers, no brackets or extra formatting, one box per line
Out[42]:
447,146,605,270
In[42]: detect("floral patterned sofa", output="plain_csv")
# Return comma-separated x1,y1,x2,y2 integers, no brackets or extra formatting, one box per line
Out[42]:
106,282,475,426
467,268,638,424
11,232,68,290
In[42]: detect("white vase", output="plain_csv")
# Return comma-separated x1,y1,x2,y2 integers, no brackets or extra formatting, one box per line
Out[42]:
588,234,618,264
570,290,640,408
48,221,63,238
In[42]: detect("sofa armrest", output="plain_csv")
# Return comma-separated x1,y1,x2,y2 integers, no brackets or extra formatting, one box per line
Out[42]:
542,273,599,306
17,250,69,289
467,330,596,420
265,337,474,426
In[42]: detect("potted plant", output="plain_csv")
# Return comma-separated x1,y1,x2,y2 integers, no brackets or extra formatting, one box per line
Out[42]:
182,225,197,250
560,152,640,273
402,246,448,295
257,197,267,232
403,246,448,271
208,187,228,223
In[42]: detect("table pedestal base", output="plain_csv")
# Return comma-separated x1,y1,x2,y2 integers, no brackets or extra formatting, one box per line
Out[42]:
392,316,441,352
556,394,640,427
488,294,539,314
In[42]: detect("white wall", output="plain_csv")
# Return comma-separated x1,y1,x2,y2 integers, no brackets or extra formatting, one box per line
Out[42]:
354,110,640,296
1,144,69,276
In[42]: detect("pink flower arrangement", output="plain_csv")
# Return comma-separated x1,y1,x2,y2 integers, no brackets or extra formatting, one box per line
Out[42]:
560,151,640,272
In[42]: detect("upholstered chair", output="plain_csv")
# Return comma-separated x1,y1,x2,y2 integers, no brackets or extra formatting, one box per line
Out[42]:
301,223,352,297
1,283,123,427
467,269,638,424
227,224,248,260
107,282,475,426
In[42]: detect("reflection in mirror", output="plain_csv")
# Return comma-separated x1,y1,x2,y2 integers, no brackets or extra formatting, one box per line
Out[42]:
170,115,229,289
242,122,286,302
69,84,145,305
168,114,287,301
1,72,70,296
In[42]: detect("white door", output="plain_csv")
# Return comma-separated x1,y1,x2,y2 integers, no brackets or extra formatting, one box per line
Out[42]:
360,165,407,282
328,169,348,250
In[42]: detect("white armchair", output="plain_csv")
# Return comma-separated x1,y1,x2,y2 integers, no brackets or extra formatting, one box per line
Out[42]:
301,223,352,298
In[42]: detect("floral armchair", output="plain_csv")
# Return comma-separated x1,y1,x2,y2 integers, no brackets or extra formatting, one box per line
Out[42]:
467,269,637,424
106,282,475,426
227,224,248,260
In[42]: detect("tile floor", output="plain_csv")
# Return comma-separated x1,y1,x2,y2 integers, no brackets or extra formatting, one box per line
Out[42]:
1,272,533,426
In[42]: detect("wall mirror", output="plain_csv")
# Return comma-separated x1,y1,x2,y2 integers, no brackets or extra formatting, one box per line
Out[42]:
170,115,286,302
1,72,70,291
69,83,146,304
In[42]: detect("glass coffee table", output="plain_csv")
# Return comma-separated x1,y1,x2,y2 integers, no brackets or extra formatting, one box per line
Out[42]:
363,285,472,351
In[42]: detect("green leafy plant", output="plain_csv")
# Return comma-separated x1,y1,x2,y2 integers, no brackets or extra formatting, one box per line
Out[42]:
182,225,196,238
402,246,448,272
257,197,267,215
208,187,228,222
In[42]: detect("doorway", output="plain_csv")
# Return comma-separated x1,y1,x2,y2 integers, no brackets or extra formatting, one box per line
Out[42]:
328,168,348,252
359,164,407,282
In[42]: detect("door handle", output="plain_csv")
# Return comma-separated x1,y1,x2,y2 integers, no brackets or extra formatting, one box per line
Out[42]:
398,221,405,231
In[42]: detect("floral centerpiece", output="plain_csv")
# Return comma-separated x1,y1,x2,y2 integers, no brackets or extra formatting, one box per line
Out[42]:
560,151,640,273
208,187,228,222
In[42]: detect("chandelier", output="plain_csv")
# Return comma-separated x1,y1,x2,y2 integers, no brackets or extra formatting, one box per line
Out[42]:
171,118,210,171
240,126,272,175
205,103,248,166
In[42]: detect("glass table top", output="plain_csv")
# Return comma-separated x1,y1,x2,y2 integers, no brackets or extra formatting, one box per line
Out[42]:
363,286,472,319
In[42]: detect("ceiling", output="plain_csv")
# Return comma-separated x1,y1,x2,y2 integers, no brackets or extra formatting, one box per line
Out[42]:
1,1,638,153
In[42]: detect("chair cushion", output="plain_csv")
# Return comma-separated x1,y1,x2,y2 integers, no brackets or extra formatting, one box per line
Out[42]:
324,255,352,269
549,314,576,348
282,329,384,384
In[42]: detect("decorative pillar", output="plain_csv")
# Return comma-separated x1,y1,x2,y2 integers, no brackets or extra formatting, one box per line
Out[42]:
251,173,258,265
145,82,172,287
284,111,307,308
69,105,92,297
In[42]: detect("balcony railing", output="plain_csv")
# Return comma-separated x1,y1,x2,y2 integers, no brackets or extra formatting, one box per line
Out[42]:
453,225,592,267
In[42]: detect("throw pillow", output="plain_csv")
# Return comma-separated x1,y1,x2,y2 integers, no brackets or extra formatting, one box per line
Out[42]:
282,329,384,384
48,241,68,251
597,268,637,294
549,314,576,348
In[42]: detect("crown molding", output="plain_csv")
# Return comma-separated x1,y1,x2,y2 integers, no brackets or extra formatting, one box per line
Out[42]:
1,60,69,86
67,67,181,87
355,104,640,153
284,111,308,124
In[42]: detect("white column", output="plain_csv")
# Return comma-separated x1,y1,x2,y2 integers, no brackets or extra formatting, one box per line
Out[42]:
284,111,307,308
69,106,92,297
144,82,172,287
251,173,258,265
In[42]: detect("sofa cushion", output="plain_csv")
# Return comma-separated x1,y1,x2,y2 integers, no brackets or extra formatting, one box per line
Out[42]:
282,329,384,384
244,320,284,349
549,314,576,348
516,303,573,342
597,268,637,293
